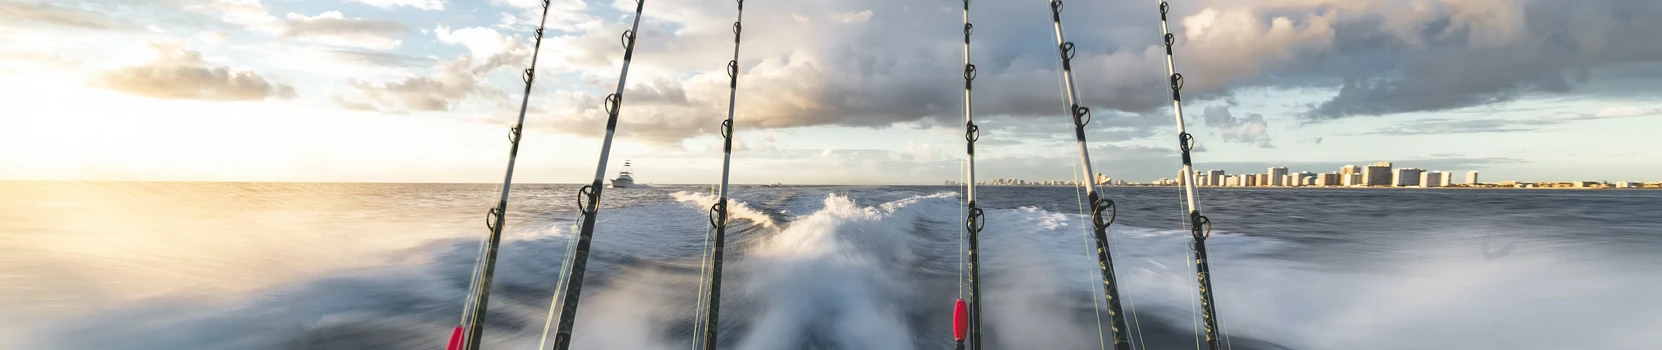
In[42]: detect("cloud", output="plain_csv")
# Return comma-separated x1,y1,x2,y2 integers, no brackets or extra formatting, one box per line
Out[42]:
1368,105,1660,135
501,0,1316,142
332,25,529,112
320,48,435,68
347,0,445,11
281,11,409,49
0,1,131,30
1591,106,1657,118
1201,106,1273,147
1366,118,1539,136
192,30,233,46
731,133,781,152
904,140,941,159
1293,0,1662,119
435,25,521,62
94,42,296,101
253,0,1654,144
832,11,873,24
334,51,520,112
183,2,410,50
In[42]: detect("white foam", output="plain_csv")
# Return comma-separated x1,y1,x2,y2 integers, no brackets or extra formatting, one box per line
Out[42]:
670,191,778,228
733,193,962,350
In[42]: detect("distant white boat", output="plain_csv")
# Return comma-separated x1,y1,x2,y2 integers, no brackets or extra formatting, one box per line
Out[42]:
609,160,635,188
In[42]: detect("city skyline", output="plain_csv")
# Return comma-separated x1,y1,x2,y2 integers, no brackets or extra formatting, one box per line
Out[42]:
958,160,1659,189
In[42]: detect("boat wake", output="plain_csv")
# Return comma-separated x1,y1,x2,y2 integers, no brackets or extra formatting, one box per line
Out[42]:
25,191,1662,350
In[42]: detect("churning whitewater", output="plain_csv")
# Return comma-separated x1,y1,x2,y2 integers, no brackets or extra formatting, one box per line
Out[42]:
9,183,1661,349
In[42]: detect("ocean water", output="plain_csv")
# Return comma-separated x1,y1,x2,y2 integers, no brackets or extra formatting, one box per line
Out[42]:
2,182,1659,349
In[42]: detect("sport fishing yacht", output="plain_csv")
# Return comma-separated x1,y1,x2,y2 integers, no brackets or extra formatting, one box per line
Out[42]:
610,160,635,188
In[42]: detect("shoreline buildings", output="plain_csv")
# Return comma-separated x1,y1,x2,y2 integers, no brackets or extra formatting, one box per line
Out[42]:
950,162,1654,189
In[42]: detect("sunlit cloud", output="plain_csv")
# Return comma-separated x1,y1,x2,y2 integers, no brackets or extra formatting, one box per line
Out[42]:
93,42,297,101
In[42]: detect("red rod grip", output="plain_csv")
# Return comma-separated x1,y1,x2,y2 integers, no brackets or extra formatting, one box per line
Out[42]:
447,325,466,350
952,298,968,341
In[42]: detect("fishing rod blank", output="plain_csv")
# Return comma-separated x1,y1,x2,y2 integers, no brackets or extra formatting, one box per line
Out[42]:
549,1,650,349
451,0,557,349
699,0,746,348
1157,1,1223,348
955,0,987,349
1043,1,1132,349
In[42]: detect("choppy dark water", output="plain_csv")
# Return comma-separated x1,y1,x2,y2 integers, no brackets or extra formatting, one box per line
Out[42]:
3,182,1659,349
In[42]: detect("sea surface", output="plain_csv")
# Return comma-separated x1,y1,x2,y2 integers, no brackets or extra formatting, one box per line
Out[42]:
2,182,1659,349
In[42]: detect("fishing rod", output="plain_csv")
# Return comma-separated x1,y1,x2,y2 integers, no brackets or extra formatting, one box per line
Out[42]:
548,1,650,349
1043,1,1131,349
1156,1,1222,348
698,0,746,348
449,1,557,349
954,0,986,349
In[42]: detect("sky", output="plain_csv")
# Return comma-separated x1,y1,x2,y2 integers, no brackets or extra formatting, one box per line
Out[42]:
1,0,1660,185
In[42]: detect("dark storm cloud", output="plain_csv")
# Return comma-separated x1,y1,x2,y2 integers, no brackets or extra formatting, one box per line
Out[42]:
1298,0,1662,119
520,0,1661,143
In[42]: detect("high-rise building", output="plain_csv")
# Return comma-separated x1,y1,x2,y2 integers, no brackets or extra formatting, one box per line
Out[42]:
1318,172,1342,186
1245,174,1259,187
1348,173,1362,186
1440,172,1453,188
1394,168,1424,187
1268,167,1289,186
1208,170,1225,187
1421,171,1445,187
1364,162,1393,187
1467,171,1479,185
1339,165,1360,186
1294,172,1316,186
1226,175,1240,187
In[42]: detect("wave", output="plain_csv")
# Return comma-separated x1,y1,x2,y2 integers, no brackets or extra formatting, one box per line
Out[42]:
670,191,778,228
26,190,1662,350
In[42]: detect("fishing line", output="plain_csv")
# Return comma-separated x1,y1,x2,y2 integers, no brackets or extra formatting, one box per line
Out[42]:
459,225,489,325
690,223,717,350
452,0,558,347
1154,1,1224,348
953,1,987,348
546,1,653,348
690,183,717,350
1072,164,1109,350
538,210,587,350
698,1,747,347
959,156,966,301
1043,1,1132,347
